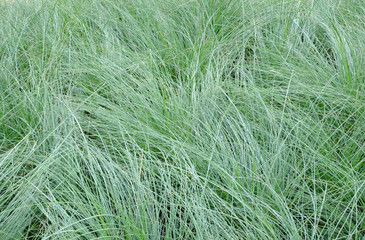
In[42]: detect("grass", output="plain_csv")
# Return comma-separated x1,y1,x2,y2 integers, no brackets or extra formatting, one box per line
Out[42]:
0,0,365,239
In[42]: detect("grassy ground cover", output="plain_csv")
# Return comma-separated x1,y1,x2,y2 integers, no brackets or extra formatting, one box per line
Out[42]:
1,0,365,239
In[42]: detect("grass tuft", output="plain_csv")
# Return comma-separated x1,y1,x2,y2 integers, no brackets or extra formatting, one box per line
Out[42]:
1,0,365,239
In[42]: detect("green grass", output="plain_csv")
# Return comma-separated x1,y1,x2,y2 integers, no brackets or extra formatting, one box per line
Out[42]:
1,0,365,239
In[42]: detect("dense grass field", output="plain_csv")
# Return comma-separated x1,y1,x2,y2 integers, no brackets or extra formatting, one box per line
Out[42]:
1,0,365,239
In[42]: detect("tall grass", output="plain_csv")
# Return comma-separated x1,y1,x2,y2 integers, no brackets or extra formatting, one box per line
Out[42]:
1,0,364,239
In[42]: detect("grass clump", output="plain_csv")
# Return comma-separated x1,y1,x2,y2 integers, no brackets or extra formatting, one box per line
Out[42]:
1,0,365,239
